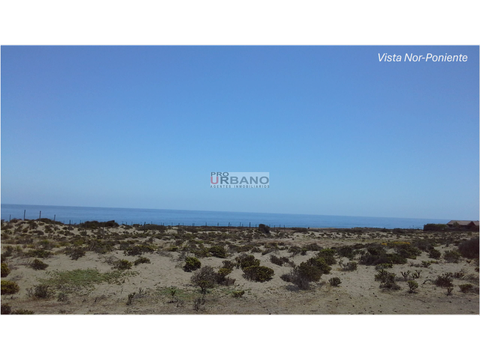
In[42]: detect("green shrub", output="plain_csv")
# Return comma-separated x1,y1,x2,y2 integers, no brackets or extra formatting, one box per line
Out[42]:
1,262,10,277
31,259,49,270
221,260,235,270
1,303,12,314
216,267,235,285
1,280,20,295
270,255,293,267
209,245,227,258
342,261,358,271
232,290,245,298
360,245,405,266
183,257,201,272
113,259,133,270
444,250,461,263
435,273,453,288
428,248,442,259
375,263,393,270
28,284,54,299
242,265,274,282
336,246,355,260
65,246,86,260
395,244,422,259
25,249,52,259
85,239,114,254
124,244,155,256
459,284,474,293
134,257,151,266
306,257,331,274
258,224,270,234
281,261,323,290
191,266,217,294
374,269,400,290
317,248,337,265
329,277,342,287
458,238,479,259
235,254,260,270
407,280,419,293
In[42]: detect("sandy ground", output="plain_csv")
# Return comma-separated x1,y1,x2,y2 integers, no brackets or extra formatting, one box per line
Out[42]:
1,220,478,314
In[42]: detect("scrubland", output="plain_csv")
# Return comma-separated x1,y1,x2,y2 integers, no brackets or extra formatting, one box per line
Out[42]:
1,219,478,314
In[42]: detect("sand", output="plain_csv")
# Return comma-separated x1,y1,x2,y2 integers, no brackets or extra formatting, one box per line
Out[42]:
1,220,478,314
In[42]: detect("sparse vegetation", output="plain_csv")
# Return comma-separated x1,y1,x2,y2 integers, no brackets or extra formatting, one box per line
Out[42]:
31,259,49,270
242,265,274,282
1,280,20,295
1,219,478,314
183,257,201,272
1,262,10,277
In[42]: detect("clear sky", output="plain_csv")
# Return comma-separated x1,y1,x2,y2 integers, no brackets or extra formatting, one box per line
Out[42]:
1,46,478,220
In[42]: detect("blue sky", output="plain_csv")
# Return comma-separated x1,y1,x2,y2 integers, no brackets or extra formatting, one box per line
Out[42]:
1,46,478,219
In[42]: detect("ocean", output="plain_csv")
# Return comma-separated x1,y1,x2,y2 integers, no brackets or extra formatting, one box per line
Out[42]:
0,204,449,229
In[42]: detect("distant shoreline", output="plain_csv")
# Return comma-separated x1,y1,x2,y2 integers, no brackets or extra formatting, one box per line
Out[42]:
4,218,475,233
1,204,453,229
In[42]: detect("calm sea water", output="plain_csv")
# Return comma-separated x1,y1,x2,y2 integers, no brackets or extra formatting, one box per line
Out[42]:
0,204,450,229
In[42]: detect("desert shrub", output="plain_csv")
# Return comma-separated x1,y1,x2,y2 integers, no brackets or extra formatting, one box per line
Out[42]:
388,253,408,265
1,262,10,277
317,248,337,265
221,260,235,270
374,269,400,290
85,239,114,254
395,243,422,259
336,246,355,260
79,220,119,229
407,280,419,293
306,257,332,274
444,250,461,263
270,255,293,267
1,280,20,295
232,290,245,298
124,244,155,256
362,248,408,266
329,277,342,287
375,263,393,270
341,261,358,271
458,238,479,259
435,273,453,288
28,284,54,299
209,245,227,258
25,249,52,259
31,259,48,270
191,266,217,293
281,264,319,290
258,224,270,234
428,248,441,259
1,303,12,314
65,246,86,260
216,267,235,285
459,284,474,293
235,254,260,270
113,259,133,270
134,257,151,266
242,265,274,282
2,304,34,315
183,257,201,272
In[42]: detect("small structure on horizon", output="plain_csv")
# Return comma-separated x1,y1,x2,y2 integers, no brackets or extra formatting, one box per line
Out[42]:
447,220,479,230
